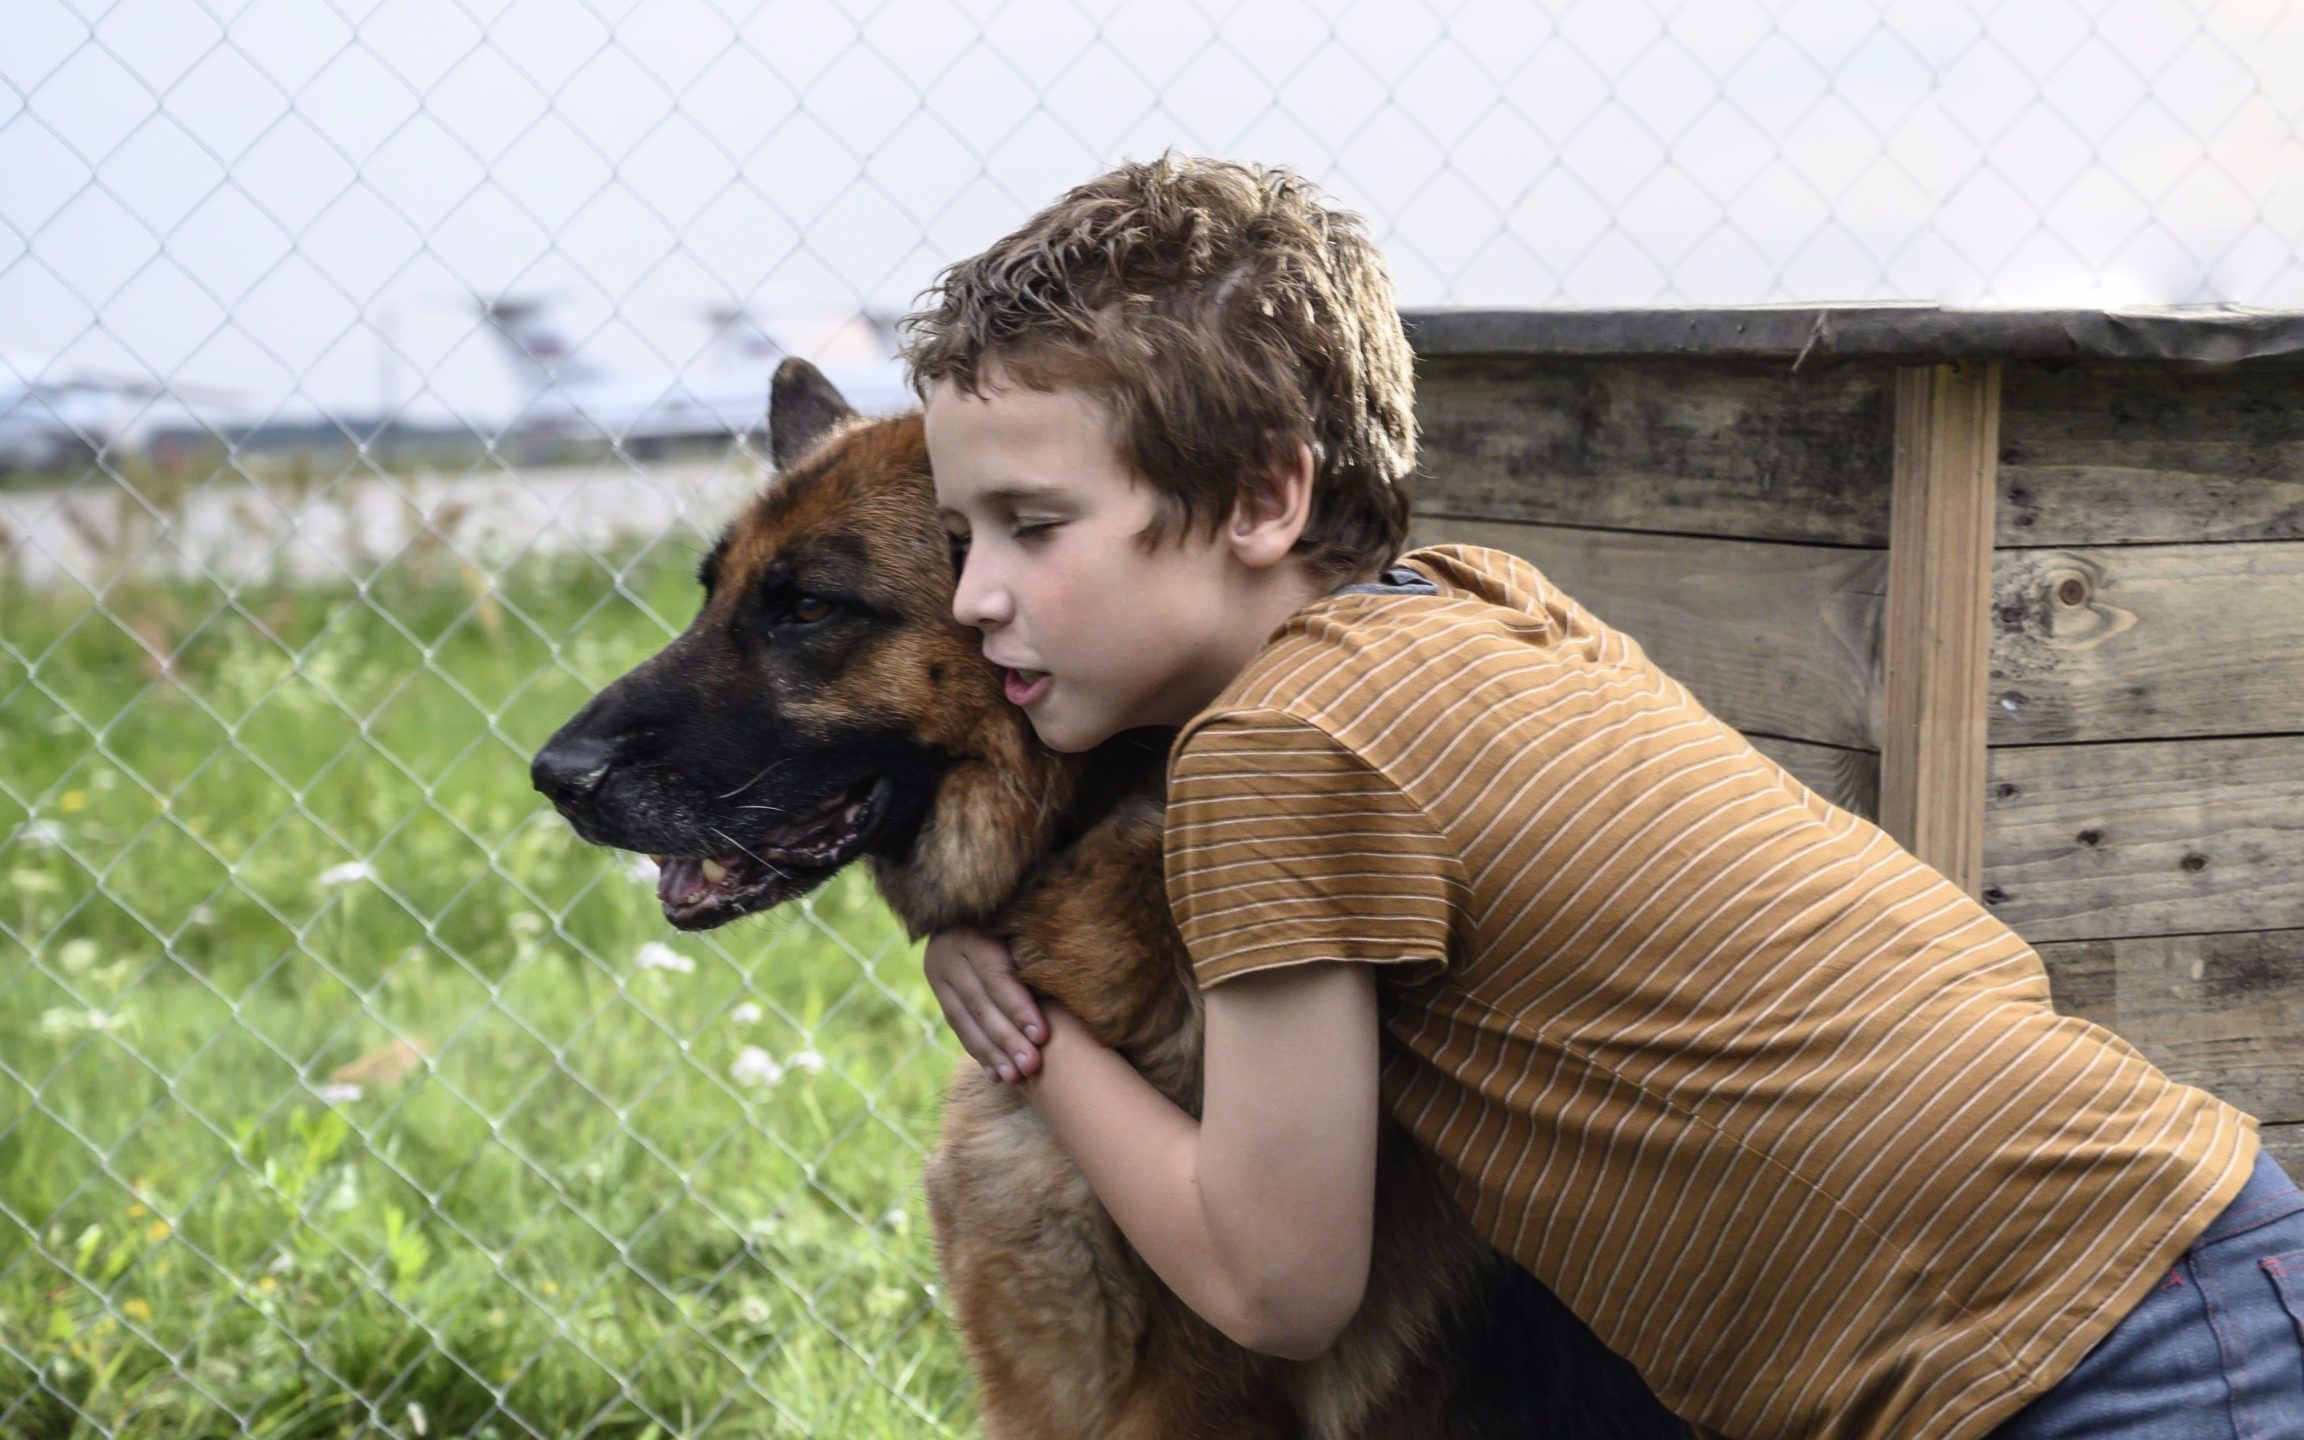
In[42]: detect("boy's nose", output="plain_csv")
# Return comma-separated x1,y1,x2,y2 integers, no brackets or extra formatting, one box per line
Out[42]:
951,557,1012,631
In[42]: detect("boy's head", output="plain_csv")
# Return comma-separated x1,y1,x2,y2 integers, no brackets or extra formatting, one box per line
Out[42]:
902,152,1416,585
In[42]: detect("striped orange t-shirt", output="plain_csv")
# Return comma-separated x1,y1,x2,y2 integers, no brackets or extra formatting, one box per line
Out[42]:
1163,543,2256,1440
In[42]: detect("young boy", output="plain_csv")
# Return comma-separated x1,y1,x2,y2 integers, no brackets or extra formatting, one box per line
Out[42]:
903,153,2304,1440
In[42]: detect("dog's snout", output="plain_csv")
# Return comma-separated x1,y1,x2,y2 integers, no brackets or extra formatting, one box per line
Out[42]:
532,732,617,807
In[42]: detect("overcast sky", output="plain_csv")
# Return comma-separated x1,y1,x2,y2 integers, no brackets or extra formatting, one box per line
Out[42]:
4,0,2301,428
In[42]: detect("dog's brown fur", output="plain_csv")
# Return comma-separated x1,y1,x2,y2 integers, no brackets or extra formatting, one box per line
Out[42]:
533,361,1688,1439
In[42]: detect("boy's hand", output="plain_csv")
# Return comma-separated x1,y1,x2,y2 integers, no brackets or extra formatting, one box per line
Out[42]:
924,926,1045,1083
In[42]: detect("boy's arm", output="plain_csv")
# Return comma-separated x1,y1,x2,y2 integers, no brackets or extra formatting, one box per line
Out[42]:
1021,957,1381,1360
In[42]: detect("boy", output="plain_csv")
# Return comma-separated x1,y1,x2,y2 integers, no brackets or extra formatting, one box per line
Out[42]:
903,154,2304,1439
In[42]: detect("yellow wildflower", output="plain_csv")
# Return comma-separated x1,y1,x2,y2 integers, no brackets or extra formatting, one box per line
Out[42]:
60,790,88,814
121,1297,151,1323
146,1220,170,1243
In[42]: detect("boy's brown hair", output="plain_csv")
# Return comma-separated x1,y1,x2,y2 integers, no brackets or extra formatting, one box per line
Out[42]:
900,152,1415,582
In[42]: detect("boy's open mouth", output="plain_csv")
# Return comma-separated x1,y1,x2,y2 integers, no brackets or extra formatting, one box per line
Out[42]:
1004,667,1051,707
650,775,889,928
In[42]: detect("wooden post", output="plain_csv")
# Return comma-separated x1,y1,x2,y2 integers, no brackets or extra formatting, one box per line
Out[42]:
1880,361,2001,897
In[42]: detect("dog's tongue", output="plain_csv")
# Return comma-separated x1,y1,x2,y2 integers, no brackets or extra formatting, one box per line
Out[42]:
656,856,728,910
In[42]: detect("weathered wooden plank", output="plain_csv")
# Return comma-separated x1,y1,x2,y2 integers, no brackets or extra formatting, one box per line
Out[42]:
1998,362,2304,546
1410,516,1885,749
1989,541,2304,744
1744,735,1880,821
2038,928,2304,1124
1413,356,1893,545
1403,306,2304,368
1983,735,2304,942
1881,362,2000,897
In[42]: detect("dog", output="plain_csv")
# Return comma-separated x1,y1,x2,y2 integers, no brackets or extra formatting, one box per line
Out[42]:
532,359,1690,1439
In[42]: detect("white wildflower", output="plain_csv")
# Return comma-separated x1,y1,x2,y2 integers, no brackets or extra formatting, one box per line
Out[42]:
635,941,693,974
729,1046,784,1088
317,861,373,888
314,1083,363,1105
17,819,67,848
406,1401,428,1437
787,1049,825,1075
728,1001,763,1025
57,938,100,974
38,1007,126,1036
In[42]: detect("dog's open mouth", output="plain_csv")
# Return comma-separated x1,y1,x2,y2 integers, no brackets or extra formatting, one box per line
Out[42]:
651,775,888,928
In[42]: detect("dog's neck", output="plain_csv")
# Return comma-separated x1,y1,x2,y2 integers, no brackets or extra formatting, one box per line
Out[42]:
868,715,1088,937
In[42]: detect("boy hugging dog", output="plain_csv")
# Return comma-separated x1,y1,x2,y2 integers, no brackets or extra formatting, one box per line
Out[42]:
906,153,2301,1440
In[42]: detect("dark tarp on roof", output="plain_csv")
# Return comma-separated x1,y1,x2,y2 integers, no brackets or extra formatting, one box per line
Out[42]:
1400,305,2304,369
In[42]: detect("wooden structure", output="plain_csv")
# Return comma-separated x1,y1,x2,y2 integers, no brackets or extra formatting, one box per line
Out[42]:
1403,305,2304,1176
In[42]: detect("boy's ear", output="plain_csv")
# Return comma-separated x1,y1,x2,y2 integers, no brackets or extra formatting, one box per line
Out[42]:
1226,441,1315,570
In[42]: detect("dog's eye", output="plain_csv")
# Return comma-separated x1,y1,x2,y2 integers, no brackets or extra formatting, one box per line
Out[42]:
791,594,834,624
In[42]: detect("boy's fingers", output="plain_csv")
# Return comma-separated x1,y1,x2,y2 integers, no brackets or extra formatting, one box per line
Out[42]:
966,993,1036,1075
937,971,1036,1077
952,935,1041,1042
941,996,1005,1075
982,970,1045,1045
924,928,1040,1080
946,954,1036,1061
927,976,1000,1069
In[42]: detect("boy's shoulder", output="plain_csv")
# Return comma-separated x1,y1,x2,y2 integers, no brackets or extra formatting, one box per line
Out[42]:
1389,543,1561,616
1331,543,1597,658
1190,543,1612,732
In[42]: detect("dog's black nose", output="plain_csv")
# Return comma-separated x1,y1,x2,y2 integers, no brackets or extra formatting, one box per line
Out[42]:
532,733,616,807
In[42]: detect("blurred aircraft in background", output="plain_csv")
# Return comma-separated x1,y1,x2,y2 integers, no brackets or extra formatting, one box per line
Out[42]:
480,297,912,457
0,353,231,474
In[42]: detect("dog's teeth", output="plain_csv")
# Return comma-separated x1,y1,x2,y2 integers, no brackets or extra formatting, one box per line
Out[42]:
842,801,863,825
700,858,729,883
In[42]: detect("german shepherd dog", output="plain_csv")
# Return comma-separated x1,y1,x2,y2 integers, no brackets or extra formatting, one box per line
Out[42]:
533,360,1689,1440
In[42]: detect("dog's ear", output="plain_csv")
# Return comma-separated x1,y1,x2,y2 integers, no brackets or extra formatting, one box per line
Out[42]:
769,358,859,470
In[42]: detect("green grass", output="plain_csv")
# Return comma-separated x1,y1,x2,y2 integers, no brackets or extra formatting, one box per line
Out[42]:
0,529,975,1437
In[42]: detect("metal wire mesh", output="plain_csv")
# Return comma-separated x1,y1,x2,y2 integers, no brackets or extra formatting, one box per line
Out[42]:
4,1,2302,1435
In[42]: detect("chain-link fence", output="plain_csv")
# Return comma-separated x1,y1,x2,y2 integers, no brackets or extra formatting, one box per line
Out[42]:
5,2,2302,1436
